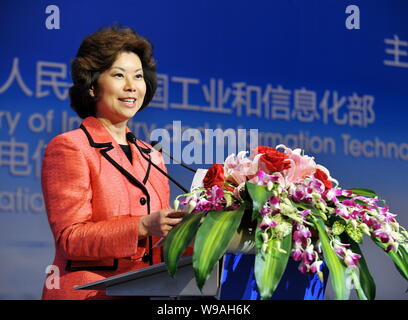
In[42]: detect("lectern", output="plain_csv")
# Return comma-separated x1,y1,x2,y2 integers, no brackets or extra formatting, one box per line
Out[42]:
75,256,222,298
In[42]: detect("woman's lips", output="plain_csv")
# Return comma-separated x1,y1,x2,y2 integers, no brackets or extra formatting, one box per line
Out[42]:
118,98,137,107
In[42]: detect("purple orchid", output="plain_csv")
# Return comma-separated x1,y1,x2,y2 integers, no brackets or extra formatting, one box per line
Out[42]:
373,227,393,243
343,249,361,268
259,217,277,231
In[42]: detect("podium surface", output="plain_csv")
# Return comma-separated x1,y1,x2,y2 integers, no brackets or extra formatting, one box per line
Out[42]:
74,256,221,298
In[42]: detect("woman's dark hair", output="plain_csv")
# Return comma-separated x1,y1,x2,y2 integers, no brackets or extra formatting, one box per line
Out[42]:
69,25,157,119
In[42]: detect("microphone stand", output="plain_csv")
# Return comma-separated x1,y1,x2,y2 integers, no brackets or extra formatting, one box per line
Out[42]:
154,146,197,174
126,133,199,265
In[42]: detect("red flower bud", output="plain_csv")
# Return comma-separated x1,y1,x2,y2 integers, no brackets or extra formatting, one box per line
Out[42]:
203,164,225,189
314,168,332,190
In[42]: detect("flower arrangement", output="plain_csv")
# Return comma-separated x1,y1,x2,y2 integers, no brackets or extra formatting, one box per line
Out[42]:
163,145,408,300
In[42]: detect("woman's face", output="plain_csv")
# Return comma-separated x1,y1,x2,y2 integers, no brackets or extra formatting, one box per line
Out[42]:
93,51,147,123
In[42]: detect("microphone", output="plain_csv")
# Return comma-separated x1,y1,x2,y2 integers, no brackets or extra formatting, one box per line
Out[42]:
126,132,136,143
126,132,190,194
126,132,151,154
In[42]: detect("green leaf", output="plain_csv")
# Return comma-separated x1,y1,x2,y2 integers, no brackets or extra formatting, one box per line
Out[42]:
348,268,367,300
346,223,363,243
401,246,408,294
373,238,408,281
350,244,376,300
400,245,408,264
292,201,315,213
349,188,377,198
341,234,376,300
355,199,370,206
312,215,350,300
336,196,351,202
193,205,246,290
254,228,292,300
164,212,203,277
332,220,346,236
245,182,274,221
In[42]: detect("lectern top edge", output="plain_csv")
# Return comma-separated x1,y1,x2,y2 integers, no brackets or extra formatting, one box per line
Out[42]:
74,256,193,291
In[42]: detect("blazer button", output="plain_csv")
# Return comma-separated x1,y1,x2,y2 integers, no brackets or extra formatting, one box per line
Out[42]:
140,197,147,205
142,253,150,263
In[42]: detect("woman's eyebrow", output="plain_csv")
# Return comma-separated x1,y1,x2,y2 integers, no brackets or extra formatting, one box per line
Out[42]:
111,66,143,72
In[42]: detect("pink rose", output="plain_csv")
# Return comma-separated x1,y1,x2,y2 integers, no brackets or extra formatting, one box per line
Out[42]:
276,144,317,184
224,151,261,186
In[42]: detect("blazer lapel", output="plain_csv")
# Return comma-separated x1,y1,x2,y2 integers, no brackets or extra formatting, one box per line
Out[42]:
80,117,151,212
128,137,163,199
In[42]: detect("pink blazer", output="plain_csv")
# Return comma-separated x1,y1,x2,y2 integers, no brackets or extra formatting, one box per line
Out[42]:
41,116,171,300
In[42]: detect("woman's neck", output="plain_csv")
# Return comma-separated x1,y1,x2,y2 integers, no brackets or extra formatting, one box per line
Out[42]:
96,117,128,145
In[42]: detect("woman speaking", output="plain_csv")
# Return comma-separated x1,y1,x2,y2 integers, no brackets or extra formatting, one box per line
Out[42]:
41,25,184,300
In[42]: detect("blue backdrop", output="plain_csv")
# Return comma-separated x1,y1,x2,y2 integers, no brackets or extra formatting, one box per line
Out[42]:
0,0,407,299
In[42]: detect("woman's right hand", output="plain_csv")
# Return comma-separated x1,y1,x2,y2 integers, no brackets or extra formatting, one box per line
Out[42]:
139,209,185,238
